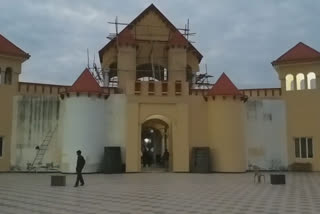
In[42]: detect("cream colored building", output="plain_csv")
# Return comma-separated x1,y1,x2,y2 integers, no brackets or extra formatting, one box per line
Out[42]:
0,4,317,173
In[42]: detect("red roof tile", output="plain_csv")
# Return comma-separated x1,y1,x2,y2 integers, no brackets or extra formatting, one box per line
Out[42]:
272,42,320,65
168,30,188,46
68,68,103,93
208,73,242,96
0,34,30,59
99,4,203,63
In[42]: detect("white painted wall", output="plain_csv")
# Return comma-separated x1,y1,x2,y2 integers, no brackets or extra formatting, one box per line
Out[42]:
11,96,60,170
245,99,287,170
59,94,127,173
11,93,288,173
10,94,127,173
60,96,105,173
104,94,127,163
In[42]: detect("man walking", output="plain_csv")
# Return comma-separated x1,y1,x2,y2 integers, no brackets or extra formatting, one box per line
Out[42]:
74,150,85,187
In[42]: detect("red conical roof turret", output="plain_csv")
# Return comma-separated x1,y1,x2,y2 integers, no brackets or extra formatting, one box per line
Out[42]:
272,42,320,65
68,68,103,94
208,73,242,96
0,34,30,59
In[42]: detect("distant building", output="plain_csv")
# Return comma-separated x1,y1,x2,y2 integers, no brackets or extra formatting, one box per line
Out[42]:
0,4,318,172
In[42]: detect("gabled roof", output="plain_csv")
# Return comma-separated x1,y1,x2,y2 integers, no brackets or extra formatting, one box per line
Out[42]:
68,68,103,93
168,30,188,46
99,4,203,62
117,28,136,45
0,34,30,59
208,73,242,96
272,42,320,65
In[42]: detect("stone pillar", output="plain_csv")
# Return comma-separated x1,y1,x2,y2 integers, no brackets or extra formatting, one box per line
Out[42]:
172,103,189,172
117,46,136,93
303,73,307,90
293,74,297,90
280,78,285,92
316,74,320,90
168,47,187,81
125,103,140,172
0,71,5,84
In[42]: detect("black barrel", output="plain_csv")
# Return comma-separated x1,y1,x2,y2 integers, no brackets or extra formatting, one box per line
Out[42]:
51,175,66,186
191,147,211,173
270,174,286,185
103,147,123,173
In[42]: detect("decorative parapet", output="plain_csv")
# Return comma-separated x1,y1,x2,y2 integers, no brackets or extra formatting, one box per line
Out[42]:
128,80,189,96
18,82,69,95
239,88,282,98
18,82,118,96
190,87,282,99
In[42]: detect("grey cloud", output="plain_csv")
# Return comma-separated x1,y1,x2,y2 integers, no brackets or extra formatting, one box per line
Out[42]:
0,0,319,88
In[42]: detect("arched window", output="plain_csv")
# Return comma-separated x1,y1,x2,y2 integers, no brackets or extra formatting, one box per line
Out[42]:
307,72,316,89
136,63,167,81
296,73,305,90
4,67,12,85
285,74,294,91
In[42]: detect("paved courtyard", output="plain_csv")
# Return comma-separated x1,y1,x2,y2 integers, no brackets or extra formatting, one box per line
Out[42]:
0,172,320,214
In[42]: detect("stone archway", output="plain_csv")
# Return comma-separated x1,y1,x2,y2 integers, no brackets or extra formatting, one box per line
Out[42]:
141,118,171,172
125,104,190,173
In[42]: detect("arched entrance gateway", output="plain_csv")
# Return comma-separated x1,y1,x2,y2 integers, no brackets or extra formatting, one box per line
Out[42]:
141,118,171,172
125,103,189,173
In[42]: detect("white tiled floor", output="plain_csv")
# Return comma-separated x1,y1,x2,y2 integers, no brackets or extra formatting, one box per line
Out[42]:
0,172,320,213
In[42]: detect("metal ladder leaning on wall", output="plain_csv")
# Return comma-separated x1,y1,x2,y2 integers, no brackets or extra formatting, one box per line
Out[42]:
29,125,58,170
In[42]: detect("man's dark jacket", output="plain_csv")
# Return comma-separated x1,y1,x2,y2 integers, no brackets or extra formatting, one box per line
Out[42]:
76,155,85,172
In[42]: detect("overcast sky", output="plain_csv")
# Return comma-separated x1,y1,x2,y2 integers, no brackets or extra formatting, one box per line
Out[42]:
1,0,319,88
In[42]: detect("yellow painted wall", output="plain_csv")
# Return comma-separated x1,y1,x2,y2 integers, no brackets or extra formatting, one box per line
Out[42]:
187,51,200,73
275,62,320,170
285,91,320,170
117,46,136,91
133,11,170,41
188,95,209,149
0,85,16,171
101,46,117,69
274,62,320,171
168,47,187,81
125,95,190,172
125,102,140,172
0,56,23,171
136,42,168,68
207,96,247,172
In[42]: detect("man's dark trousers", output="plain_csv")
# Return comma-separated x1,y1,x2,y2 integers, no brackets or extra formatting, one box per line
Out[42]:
75,169,84,186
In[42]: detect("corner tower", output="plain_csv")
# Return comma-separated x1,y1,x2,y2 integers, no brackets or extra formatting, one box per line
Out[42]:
272,42,320,171
59,69,109,173
206,73,247,172
0,34,29,171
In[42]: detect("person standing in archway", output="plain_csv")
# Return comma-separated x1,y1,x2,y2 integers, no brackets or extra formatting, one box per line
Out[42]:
74,150,85,187
163,149,169,170
142,147,148,168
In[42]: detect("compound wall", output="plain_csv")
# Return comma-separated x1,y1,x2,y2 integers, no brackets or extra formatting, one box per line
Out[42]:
11,95,60,170
245,99,287,170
